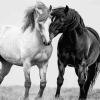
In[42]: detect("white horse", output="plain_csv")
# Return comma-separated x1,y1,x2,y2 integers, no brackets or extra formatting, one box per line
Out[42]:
0,2,52,100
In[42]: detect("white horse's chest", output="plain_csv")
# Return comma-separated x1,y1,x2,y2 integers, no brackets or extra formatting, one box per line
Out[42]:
31,45,53,66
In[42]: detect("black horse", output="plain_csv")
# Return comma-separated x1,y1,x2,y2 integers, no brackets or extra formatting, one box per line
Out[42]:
49,5,100,100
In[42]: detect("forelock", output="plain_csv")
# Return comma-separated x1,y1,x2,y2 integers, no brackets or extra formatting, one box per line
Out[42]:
36,1,48,12
38,11,49,22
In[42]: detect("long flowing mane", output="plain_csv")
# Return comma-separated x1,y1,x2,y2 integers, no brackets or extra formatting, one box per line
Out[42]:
22,1,48,32
22,6,36,32
51,6,85,31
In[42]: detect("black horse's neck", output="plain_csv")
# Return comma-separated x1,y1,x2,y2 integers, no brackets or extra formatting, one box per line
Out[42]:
62,29,77,46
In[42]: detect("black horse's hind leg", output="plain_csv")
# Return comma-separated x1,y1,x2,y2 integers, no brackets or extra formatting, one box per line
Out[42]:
0,56,12,84
55,58,66,98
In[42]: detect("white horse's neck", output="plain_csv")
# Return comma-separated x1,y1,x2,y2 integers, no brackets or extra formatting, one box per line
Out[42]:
22,26,44,45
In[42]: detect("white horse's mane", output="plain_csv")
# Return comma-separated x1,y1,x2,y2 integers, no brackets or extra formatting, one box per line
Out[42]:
22,1,48,32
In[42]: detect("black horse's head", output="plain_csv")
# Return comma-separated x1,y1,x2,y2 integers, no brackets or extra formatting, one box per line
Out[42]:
49,5,69,40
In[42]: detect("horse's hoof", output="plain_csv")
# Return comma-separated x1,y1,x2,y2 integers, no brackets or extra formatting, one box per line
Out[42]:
23,97,29,100
55,94,59,98
55,96,64,100
35,96,42,100
78,99,86,100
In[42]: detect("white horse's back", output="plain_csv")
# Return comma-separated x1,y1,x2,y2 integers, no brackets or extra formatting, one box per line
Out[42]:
0,25,21,41
0,25,22,64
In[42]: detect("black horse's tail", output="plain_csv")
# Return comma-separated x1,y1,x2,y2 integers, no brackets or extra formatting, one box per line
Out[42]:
88,55,100,92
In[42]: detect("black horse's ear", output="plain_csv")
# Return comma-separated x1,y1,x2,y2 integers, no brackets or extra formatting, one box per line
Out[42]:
49,5,52,11
64,5,69,14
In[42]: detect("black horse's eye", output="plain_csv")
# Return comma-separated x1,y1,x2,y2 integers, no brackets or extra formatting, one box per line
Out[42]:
52,17,56,22
60,17,66,22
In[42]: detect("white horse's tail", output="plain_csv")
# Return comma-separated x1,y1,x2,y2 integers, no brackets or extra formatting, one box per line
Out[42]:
0,25,12,35
0,26,8,38
0,26,5,33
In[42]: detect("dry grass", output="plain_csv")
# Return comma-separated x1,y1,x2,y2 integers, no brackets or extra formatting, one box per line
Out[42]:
0,85,100,100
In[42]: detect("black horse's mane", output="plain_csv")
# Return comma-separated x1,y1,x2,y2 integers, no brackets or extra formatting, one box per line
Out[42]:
51,6,86,31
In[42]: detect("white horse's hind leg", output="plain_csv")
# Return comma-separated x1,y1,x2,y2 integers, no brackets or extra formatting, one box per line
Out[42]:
35,61,48,99
0,57,12,84
23,59,31,100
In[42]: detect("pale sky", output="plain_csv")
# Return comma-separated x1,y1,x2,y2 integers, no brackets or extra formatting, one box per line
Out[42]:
0,0,100,89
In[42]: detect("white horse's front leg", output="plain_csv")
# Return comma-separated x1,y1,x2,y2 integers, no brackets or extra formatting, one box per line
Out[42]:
23,59,31,100
35,61,48,100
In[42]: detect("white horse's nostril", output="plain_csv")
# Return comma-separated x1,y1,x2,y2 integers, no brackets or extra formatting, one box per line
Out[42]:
43,40,52,46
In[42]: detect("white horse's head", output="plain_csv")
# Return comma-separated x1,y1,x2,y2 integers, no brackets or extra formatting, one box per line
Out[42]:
22,1,52,45
36,2,52,45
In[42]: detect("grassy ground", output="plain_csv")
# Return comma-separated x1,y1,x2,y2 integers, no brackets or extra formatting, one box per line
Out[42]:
0,85,100,100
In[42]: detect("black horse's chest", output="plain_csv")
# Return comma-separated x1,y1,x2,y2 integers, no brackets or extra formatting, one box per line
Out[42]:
57,34,77,66
57,32,88,67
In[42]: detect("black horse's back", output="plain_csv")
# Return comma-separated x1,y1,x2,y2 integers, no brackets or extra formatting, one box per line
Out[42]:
86,27,100,43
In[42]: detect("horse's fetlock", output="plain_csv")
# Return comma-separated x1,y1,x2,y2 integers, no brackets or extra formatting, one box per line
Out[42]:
40,81,46,89
24,82,31,88
78,79,85,86
57,77,64,86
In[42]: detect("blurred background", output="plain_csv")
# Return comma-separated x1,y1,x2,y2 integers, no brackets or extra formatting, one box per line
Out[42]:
0,0,100,89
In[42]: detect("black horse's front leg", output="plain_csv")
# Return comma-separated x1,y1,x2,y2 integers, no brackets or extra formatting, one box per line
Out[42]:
55,58,66,98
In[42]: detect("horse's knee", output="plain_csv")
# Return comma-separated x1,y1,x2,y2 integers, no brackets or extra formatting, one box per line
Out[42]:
78,72,86,86
78,78,85,87
40,81,46,89
24,82,31,88
78,72,88,86
57,77,64,86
